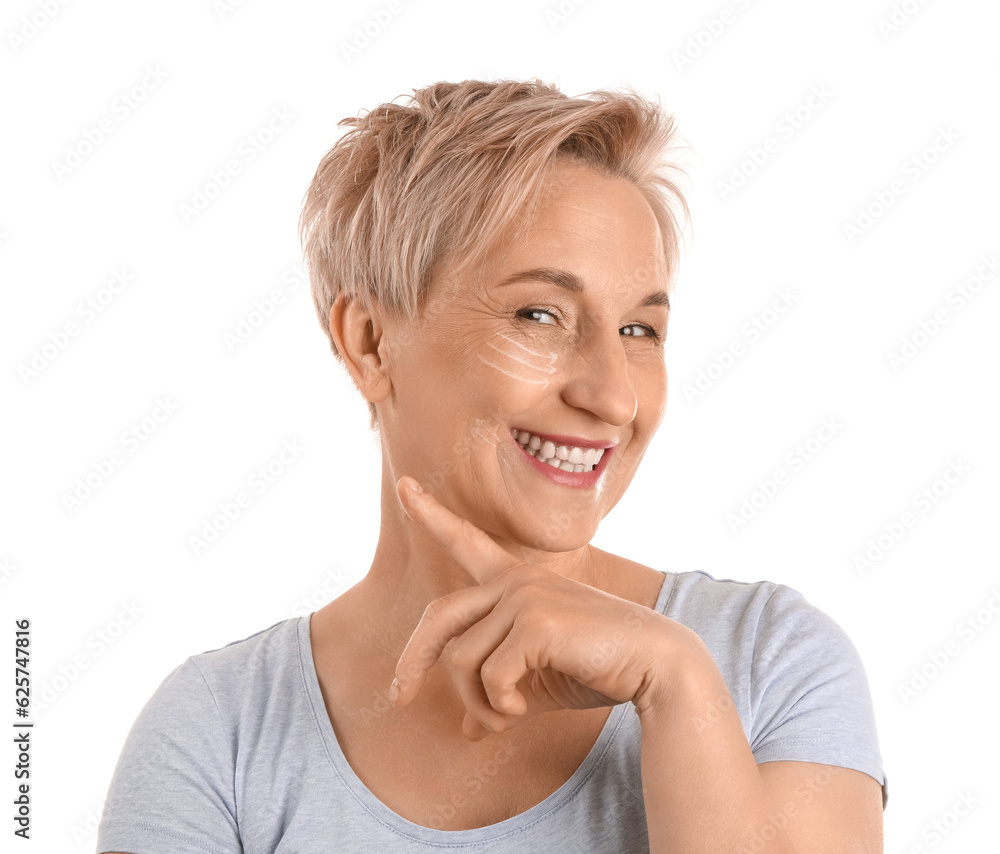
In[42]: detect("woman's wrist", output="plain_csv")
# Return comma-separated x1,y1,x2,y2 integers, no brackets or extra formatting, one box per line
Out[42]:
631,620,725,726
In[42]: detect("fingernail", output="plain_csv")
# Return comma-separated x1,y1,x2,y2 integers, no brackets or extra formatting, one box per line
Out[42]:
387,677,400,705
408,479,423,495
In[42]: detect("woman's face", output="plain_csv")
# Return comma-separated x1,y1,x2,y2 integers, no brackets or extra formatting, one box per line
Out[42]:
381,160,670,553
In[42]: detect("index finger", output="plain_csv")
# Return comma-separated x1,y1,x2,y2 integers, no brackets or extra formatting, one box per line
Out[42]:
391,581,506,707
396,476,519,584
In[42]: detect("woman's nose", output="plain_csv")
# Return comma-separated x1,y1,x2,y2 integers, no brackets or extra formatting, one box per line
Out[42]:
559,325,639,427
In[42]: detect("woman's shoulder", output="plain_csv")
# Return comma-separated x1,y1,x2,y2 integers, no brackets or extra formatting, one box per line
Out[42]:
659,569,856,664
660,568,802,618
186,615,303,673
600,556,810,628
98,617,309,853
144,616,306,717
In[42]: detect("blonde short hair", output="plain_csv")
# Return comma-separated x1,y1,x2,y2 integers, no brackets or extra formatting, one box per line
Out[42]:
299,78,689,430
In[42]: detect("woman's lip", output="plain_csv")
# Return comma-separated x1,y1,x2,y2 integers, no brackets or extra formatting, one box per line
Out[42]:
510,428,616,450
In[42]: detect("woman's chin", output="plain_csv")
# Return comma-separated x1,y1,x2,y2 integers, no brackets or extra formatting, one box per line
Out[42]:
497,521,599,559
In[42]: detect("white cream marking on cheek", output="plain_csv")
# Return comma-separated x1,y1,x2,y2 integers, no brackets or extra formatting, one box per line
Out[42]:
478,333,559,385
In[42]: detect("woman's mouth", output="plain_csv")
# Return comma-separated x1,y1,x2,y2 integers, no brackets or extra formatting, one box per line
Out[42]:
509,428,614,488
510,429,604,472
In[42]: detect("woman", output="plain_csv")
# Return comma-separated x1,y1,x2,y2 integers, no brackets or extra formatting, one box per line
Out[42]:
98,79,886,853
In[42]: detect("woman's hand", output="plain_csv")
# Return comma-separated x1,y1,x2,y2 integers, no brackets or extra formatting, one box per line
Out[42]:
389,476,676,741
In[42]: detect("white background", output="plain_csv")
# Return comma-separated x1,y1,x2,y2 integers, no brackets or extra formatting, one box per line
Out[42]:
2,0,998,849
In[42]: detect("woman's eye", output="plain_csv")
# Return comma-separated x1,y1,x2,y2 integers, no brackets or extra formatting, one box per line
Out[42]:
518,309,662,342
622,324,662,341
518,308,560,325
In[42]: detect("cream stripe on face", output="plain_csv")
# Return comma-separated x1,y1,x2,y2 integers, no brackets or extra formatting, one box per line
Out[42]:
510,429,605,473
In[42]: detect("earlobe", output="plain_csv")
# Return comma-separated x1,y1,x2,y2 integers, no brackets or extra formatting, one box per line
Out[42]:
329,293,393,406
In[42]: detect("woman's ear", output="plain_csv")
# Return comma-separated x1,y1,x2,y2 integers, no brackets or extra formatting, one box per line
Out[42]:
329,293,394,407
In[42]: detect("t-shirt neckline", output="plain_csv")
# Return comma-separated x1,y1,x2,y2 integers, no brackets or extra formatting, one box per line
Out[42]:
295,570,673,844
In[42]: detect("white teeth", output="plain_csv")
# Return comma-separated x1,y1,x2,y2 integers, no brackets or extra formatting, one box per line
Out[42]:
511,428,606,474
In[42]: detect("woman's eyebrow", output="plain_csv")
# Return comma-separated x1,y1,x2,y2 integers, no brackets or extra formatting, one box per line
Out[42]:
495,267,670,310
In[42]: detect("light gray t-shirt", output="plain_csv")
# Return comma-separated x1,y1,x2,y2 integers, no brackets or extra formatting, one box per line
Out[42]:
97,570,887,853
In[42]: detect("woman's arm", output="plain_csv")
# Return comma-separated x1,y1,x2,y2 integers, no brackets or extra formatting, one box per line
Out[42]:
633,627,883,853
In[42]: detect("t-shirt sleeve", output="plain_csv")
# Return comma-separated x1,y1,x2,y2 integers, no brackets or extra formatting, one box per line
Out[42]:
747,584,888,808
97,657,242,854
